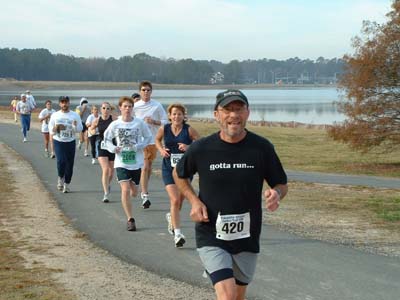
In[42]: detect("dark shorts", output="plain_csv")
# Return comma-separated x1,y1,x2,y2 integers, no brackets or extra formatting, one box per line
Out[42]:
162,167,192,186
81,122,88,132
97,143,115,161
116,168,141,184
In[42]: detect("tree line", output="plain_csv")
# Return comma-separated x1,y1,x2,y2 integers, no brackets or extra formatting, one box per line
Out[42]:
0,48,343,85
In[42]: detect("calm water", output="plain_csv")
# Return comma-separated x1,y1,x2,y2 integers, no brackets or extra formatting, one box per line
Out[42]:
0,87,345,124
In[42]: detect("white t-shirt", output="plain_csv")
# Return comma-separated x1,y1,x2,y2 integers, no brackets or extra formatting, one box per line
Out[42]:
16,101,34,115
48,110,83,142
86,114,99,137
38,108,56,133
26,94,36,108
103,118,152,170
133,99,168,144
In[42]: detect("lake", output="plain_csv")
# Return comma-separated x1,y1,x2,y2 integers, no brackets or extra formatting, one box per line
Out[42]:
0,87,345,124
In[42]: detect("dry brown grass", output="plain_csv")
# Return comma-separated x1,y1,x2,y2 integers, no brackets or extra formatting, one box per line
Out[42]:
0,157,75,300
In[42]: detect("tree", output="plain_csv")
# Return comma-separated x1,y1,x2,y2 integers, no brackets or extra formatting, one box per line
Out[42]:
328,1,400,153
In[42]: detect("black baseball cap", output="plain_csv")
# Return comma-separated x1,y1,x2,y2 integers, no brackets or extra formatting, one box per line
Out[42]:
59,96,70,102
214,89,248,110
131,93,140,99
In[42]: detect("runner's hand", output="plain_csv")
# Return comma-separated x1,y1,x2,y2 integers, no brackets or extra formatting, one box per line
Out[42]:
265,189,280,212
190,200,209,223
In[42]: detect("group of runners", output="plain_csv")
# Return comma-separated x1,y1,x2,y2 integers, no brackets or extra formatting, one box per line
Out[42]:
12,84,288,300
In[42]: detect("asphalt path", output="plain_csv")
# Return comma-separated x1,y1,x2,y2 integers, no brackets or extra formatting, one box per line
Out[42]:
1,122,399,300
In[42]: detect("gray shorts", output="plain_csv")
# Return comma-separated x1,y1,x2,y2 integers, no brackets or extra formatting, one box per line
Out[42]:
197,246,258,286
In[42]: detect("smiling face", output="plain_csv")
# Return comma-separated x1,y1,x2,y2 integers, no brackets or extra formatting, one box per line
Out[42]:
214,100,250,143
169,106,185,126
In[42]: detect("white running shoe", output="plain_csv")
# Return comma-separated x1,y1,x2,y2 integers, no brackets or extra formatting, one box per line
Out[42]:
141,193,151,209
102,194,109,203
84,150,89,157
91,158,96,164
174,233,186,248
57,177,64,191
63,183,70,193
23,137,27,143
166,213,174,235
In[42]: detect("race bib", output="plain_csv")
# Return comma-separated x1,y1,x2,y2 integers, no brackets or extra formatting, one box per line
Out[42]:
170,153,184,168
215,212,250,241
59,129,73,138
122,149,136,164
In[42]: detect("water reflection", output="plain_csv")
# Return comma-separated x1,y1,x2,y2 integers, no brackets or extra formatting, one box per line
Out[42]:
0,87,345,124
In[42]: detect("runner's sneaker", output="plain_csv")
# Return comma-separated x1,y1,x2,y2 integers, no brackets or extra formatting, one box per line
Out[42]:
50,152,55,159
102,194,109,203
23,137,27,143
92,158,97,164
84,149,89,157
77,141,82,150
63,183,70,193
174,233,186,248
166,212,174,235
141,193,151,209
57,177,64,191
127,218,136,231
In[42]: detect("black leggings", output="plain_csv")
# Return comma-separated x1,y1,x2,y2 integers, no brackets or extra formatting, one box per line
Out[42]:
89,135,98,158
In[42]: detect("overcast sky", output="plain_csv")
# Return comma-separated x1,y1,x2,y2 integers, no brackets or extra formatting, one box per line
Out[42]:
0,0,393,62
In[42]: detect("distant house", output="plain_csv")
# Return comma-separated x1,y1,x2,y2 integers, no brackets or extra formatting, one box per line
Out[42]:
210,72,224,84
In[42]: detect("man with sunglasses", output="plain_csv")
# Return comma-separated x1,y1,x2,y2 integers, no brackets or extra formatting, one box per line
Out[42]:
133,80,168,209
49,96,83,193
173,90,288,300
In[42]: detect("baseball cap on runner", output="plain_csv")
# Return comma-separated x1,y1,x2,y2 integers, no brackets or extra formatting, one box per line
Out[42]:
59,96,70,102
214,89,248,110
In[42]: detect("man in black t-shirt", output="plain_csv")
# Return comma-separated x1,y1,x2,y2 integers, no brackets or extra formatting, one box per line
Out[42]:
173,89,288,300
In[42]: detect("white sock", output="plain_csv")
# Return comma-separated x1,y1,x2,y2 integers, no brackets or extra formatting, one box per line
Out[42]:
174,229,182,236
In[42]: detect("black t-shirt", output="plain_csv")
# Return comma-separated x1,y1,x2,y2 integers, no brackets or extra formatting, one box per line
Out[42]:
175,130,287,254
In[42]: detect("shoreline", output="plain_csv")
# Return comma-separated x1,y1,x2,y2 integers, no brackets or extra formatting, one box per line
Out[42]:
0,78,336,90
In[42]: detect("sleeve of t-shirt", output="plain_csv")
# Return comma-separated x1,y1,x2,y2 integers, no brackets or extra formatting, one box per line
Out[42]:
175,142,198,179
263,144,287,188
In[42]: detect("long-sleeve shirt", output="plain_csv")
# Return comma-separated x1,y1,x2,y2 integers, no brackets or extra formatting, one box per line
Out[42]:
103,117,152,170
133,99,168,144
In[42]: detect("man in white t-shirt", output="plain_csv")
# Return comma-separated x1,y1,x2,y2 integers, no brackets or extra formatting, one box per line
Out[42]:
132,81,168,209
49,96,83,193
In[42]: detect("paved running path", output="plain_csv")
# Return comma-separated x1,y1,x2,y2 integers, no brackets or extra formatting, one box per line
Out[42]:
1,123,399,300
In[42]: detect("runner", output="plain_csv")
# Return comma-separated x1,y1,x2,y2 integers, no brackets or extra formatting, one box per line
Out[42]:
133,80,168,209
25,90,37,109
48,96,83,193
15,94,35,142
173,89,288,300
10,96,18,122
86,105,100,165
155,103,200,247
75,97,91,156
38,100,56,158
91,102,115,203
103,96,152,230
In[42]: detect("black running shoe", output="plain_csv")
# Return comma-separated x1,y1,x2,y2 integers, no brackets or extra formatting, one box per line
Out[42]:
127,218,136,231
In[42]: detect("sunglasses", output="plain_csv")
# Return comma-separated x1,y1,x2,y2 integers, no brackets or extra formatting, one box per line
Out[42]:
141,88,151,92
102,107,111,110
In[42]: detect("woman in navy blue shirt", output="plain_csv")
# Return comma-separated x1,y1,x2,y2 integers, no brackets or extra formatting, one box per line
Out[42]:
155,103,200,247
